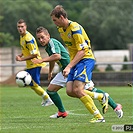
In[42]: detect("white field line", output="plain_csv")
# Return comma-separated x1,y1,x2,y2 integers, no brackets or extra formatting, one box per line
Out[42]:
1,109,132,130
0,109,89,130
67,109,89,116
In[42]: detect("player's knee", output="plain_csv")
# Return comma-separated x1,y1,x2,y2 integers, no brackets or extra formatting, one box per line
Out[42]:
87,87,93,91
66,89,71,96
66,89,75,97
73,89,82,97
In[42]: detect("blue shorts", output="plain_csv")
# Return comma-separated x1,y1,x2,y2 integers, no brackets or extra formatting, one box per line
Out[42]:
26,67,41,86
67,59,95,83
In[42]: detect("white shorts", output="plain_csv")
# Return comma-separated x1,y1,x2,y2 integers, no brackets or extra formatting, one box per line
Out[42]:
50,72,94,89
50,72,67,87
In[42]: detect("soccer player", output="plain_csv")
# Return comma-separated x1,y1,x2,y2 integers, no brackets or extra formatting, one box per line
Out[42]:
32,26,69,118
32,27,108,119
50,5,108,123
85,81,123,118
16,19,53,107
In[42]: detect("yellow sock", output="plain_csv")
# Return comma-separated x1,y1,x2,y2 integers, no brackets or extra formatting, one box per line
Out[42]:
31,86,44,96
95,113,103,119
84,90,103,101
84,90,94,98
97,93,103,101
80,95,103,118
31,86,49,100
42,91,49,100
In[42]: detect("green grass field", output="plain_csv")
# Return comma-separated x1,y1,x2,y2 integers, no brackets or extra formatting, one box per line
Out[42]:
0,85,132,133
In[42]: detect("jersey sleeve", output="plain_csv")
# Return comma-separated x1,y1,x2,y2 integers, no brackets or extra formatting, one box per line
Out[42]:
71,25,89,51
25,36,38,55
49,39,61,54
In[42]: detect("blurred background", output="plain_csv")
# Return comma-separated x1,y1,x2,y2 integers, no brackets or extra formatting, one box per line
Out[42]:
0,0,133,86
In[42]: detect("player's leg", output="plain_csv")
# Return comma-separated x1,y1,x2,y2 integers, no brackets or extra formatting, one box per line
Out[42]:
47,85,68,118
85,81,123,118
66,59,105,123
84,89,109,114
92,88,123,118
81,64,109,114
69,80,105,123
66,79,109,113
91,87,123,118
66,67,108,103
91,87,117,108
46,72,68,118
26,67,53,106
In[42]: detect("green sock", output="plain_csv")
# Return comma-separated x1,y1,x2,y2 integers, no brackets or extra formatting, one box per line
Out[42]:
92,88,117,109
46,90,65,112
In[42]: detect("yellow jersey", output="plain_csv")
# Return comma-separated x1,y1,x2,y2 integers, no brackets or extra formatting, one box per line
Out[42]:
58,21,95,61
20,31,46,69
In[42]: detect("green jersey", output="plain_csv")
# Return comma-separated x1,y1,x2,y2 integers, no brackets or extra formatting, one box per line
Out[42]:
44,38,70,71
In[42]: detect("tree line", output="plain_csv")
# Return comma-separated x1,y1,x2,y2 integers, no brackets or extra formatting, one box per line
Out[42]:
0,0,133,50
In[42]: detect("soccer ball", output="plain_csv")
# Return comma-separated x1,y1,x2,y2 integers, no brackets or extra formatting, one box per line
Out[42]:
16,71,32,87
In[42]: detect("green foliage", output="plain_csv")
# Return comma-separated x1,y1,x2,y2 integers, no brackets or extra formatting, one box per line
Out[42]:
121,55,128,70
93,64,99,72
0,32,14,47
0,0,133,49
78,0,133,50
0,86,132,133
105,64,114,71
1,0,59,46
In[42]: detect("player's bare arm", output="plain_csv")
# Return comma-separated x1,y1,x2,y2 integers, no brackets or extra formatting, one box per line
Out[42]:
16,54,37,61
16,53,23,61
32,54,61,64
48,61,55,81
31,58,43,64
43,54,61,62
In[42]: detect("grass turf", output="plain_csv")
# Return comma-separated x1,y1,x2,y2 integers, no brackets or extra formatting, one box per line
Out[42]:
0,85,132,133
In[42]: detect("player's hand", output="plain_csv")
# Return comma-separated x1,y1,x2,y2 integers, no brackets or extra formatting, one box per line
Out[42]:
16,55,22,61
63,66,70,78
31,58,42,64
48,73,53,81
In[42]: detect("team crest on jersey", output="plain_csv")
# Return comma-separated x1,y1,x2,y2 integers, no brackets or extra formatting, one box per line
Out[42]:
74,26,79,29
67,33,71,39
21,40,25,45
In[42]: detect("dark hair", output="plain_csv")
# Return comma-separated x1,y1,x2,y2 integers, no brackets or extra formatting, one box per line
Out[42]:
17,19,26,24
36,26,49,35
50,5,67,18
